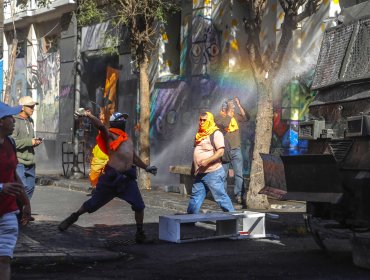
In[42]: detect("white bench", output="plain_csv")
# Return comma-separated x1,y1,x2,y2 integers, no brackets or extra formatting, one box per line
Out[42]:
159,211,270,243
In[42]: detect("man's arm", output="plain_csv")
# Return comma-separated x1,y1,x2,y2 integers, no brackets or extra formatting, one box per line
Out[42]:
234,97,250,121
133,153,157,175
198,148,224,167
82,110,109,142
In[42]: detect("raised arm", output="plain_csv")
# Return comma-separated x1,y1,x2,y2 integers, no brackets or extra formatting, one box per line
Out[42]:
77,109,109,142
234,97,250,121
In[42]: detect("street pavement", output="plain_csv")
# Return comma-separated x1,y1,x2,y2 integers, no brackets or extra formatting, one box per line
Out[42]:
13,175,307,266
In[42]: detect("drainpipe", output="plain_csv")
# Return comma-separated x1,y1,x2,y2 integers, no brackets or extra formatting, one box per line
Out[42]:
70,4,84,179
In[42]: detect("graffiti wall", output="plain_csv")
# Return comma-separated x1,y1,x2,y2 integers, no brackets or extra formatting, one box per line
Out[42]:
149,0,333,181
11,58,27,107
271,77,317,155
35,51,60,137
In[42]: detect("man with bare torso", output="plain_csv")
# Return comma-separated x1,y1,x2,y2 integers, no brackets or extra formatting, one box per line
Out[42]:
58,110,157,243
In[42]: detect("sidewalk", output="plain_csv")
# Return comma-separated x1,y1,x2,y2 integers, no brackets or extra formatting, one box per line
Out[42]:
13,175,307,265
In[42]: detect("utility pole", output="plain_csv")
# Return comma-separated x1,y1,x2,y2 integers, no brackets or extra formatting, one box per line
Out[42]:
69,2,84,179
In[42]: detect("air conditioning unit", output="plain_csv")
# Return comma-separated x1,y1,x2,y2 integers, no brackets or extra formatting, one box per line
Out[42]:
346,115,370,137
298,120,325,140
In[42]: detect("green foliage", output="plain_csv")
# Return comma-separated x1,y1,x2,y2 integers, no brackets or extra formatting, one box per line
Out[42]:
76,0,180,62
77,0,106,27
114,0,180,61
98,34,120,56
36,0,52,7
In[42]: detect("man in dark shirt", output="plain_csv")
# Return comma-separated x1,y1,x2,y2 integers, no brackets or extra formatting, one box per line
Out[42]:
215,97,249,205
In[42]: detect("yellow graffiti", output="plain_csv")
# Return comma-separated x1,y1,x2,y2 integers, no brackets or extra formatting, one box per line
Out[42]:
321,23,326,32
162,33,168,42
279,11,284,21
230,39,239,51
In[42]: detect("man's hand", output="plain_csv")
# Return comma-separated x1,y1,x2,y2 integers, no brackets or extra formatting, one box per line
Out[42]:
234,97,241,106
21,204,31,226
145,166,158,175
74,108,87,117
32,138,43,147
2,183,24,196
198,159,210,168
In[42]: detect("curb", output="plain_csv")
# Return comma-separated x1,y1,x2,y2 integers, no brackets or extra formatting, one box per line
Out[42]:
13,250,126,265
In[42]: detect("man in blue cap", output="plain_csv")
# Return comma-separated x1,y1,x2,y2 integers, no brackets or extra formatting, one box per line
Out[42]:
59,109,157,244
0,102,31,280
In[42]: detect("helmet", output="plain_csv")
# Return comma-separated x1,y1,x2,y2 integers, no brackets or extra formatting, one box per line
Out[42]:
109,112,129,122
109,112,129,131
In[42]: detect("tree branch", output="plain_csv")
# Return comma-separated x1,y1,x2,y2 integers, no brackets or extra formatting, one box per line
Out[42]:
297,0,321,22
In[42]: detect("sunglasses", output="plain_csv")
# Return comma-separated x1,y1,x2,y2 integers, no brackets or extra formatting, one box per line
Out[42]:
199,118,207,122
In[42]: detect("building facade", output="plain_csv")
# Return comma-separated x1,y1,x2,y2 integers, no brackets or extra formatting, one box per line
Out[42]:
2,0,358,179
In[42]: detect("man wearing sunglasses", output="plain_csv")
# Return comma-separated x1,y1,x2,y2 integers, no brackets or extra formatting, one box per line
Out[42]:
187,112,234,214
12,96,42,206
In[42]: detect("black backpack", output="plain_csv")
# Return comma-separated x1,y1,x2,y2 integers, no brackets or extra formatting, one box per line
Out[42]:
210,130,231,164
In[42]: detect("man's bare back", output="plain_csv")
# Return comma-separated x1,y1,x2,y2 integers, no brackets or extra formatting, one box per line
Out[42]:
107,133,134,172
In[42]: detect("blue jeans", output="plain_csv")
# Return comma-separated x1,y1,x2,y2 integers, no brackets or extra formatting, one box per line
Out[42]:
16,163,36,199
223,148,245,197
187,167,234,214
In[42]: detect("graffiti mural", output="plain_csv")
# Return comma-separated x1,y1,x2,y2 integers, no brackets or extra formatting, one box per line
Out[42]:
35,51,60,136
11,58,27,107
191,16,221,75
271,75,317,155
148,0,334,183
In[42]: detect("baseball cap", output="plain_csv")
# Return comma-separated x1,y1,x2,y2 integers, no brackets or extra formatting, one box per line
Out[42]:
0,102,22,119
19,96,39,106
109,112,129,122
